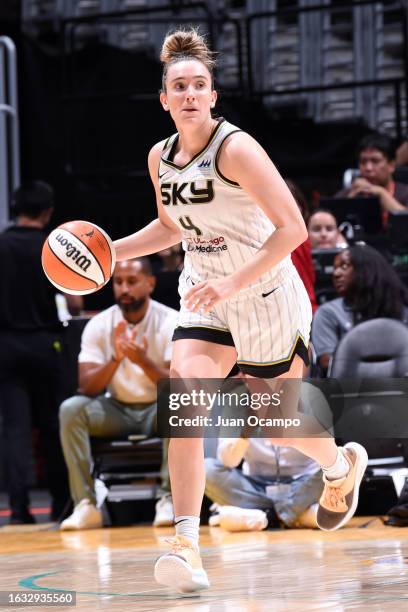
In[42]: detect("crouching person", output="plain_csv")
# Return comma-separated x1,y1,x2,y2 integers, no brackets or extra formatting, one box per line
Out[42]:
205,437,323,531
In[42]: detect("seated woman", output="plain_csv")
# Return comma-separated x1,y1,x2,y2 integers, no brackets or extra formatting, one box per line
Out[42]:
308,209,347,249
311,244,408,375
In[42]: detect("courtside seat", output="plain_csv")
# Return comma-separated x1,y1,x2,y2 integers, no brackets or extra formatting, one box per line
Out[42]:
329,318,408,515
91,436,162,481
90,436,164,525
329,318,408,378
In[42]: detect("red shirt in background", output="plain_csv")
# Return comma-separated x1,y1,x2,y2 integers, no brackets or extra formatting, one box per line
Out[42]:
292,238,318,313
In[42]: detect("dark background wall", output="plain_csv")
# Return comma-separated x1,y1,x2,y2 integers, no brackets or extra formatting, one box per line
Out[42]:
2,2,395,309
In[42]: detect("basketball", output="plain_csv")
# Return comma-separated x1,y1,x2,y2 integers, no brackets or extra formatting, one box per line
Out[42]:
41,220,116,295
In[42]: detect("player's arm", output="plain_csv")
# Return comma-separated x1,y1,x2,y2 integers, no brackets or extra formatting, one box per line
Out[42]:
184,133,307,311
114,141,182,261
218,132,307,292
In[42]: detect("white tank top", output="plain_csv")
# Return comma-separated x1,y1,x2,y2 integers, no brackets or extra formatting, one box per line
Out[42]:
158,118,295,298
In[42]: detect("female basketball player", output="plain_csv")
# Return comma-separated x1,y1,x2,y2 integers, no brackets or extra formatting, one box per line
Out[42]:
113,29,367,593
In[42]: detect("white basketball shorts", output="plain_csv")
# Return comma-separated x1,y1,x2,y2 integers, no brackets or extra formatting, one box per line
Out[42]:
172,265,312,377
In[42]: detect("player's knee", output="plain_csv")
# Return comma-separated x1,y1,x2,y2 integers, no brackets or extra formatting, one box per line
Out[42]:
59,395,89,429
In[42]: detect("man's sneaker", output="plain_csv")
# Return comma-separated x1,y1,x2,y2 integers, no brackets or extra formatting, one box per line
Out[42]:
153,495,174,527
60,499,103,531
154,535,210,593
317,443,368,531
209,504,268,532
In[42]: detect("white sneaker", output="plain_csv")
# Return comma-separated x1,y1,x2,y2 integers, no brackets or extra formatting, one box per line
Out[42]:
153,495,174,527
293,503,318,529
60,499,103,531
208,503,221,527
154,536,210,593
210,505,268,532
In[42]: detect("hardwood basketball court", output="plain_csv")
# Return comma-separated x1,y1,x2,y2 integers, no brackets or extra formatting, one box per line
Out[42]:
1,519,408,610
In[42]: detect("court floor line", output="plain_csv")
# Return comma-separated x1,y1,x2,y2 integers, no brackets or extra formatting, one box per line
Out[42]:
18,572,214,600
17,570,408,604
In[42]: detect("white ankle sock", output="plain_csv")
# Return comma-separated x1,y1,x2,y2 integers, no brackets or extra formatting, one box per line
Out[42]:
174,515,200,548
321,448,349,481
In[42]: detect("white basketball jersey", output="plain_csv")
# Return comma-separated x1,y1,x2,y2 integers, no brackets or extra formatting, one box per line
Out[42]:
158,118,295,297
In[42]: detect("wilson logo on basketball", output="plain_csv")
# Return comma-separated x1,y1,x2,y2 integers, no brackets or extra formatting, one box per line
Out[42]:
54,233,92,272
42,221,116,296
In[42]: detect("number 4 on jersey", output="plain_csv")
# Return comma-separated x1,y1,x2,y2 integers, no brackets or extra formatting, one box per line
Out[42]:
179,216,202,236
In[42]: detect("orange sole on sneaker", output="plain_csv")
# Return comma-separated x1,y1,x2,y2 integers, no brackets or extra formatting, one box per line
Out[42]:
154,555,210,593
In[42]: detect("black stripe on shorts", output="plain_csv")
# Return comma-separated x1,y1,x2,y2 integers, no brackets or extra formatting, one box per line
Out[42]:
237,337,310,378
172,326,235,347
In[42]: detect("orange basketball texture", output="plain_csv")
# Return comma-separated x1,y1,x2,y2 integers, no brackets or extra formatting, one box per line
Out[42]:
42,220,116,295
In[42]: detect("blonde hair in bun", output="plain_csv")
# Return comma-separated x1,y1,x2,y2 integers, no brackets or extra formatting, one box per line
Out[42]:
160,28,216,91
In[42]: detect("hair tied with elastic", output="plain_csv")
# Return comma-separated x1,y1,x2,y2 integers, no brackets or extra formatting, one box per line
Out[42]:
160,28,216,91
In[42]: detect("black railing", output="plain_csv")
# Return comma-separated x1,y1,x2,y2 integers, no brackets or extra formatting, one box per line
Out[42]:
60,3,244,96
245,0,408,136
59,2,245,175
56,0,407,175
250,78,404,142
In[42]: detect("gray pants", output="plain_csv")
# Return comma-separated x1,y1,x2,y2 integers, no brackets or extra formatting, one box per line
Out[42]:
59,395,169,506
205,457,323,527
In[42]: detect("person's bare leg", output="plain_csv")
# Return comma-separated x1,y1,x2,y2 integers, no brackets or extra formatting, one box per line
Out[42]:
168,438,204,516
265,355,338,465
168,340,236,516
154,339,236,592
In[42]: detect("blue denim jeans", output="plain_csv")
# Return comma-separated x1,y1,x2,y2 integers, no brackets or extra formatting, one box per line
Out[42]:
205,457,323,526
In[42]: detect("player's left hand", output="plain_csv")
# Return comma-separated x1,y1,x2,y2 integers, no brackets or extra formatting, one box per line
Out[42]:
183,276,240,313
